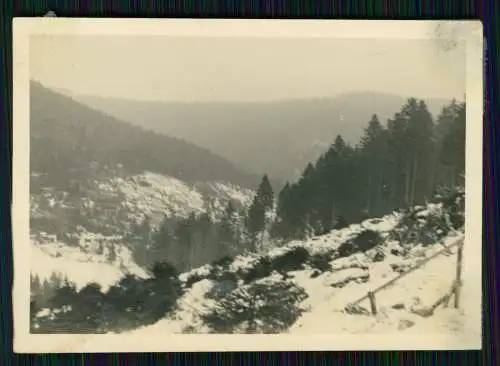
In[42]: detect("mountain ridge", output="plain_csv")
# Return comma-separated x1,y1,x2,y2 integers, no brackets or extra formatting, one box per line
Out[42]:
30,80,263,190
74,91,456,181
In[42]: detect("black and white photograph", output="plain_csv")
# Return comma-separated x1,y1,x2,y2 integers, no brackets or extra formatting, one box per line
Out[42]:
13,19,483,352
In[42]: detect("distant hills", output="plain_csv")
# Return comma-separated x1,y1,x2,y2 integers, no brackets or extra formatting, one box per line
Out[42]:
75,92,455,181
30,81,262,190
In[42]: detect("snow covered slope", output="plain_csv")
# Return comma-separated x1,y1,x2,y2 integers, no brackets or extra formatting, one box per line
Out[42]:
96,171,254,227
288,235,461,334
31,231,150,291
30,171,255,290
124,198,474,341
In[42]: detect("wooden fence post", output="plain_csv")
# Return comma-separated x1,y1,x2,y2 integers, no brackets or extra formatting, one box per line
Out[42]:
443,282,455,308
367,291,377,316
345,237,463,314
454,240,464,309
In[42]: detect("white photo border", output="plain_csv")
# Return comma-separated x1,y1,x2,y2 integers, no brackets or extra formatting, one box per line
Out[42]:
12,18,483,353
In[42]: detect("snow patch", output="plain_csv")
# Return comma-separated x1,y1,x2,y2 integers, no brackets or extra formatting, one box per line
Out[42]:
31,235,149,291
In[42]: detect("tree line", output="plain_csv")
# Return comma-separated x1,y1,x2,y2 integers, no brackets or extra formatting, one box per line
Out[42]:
271,98,465,241
130,174,274,272
131,97,465,271
31,262,182,333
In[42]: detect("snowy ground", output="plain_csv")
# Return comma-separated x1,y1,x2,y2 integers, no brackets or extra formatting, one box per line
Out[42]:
31,234,149,291
124,205,473,339
288,235,461,334
30,186,479,345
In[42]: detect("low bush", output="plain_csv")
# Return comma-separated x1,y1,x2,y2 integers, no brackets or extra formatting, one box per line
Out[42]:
307,252,333,272
270,247,310,273
201,280,308,334
241,247,310,283
391,186,465,247
241,257,273,283
391,207,451,246
337,230,383,258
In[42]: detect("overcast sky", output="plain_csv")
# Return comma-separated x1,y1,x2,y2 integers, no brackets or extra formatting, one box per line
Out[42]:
30,35,465,103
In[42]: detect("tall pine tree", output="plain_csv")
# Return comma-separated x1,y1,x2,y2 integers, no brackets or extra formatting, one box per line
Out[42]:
246,174,275,249
359,114,388,216
438,101,465,187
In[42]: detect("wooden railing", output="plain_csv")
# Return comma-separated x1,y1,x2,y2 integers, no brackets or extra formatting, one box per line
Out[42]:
345,236,465,316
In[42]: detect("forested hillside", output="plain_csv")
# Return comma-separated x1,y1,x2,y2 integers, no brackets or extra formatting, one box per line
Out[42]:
270,97,465,241
30,81,261,191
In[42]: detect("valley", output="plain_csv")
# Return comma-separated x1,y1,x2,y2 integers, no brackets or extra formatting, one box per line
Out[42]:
28,80,468,338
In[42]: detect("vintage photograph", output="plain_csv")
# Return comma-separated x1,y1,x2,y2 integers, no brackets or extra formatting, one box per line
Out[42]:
13,19,483,352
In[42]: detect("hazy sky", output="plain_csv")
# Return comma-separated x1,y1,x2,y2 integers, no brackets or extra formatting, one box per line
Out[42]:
30,35,465,102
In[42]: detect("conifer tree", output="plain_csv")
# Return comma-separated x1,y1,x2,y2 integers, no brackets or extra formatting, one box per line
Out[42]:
314,150,338,233
30,274,42,296
247,198,266,243
333,134,347,154
175,214,195,270
49,272,63,289
149,216,176,268
405,100,436,204
258,174,274,211
271,182,294,239
330,134,359,221
386,110,411,207
218,201,240,256
359,114,388,216
108,243,117,263
439,101,465,187
296,162,323,234
246,174,275,248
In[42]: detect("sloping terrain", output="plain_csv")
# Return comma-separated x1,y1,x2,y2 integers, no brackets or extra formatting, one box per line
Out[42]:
30,80,261,191
95,172,254,228
31,188,476,344
121,195,472,338
30,171,255,289
29,82,257,289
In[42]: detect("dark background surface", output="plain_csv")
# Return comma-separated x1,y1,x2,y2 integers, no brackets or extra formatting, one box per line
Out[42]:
1,0,495,364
